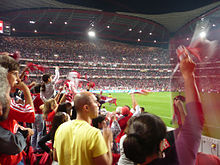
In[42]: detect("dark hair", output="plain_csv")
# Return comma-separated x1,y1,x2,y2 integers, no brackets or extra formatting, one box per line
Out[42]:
123,113,167,164
42,74,51,83
71,106,77,120
92,115,105,129
57,102,72,117
124,116,137,134
50,112,69,144
41,74,51,92
174,95,185,102
0,55,20,72
94,93,101,102
31,84,41,94
140,107,145,112
124,105,130,110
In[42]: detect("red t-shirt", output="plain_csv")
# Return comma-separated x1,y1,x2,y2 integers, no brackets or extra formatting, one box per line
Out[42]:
45,110,56,134
32,93,44,114
0,99,35,165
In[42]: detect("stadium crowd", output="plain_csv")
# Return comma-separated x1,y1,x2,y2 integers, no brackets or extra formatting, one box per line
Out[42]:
0,36,172,91
0,36,169,64
0,36,220,165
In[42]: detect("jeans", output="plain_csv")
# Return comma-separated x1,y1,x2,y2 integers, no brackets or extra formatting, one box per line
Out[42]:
17,159,24,165
31,114,45,151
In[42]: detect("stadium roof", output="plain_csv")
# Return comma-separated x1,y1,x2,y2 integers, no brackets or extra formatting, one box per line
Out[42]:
0,0,220,46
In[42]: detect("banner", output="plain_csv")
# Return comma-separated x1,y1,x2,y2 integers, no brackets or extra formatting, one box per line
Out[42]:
0,20,3,33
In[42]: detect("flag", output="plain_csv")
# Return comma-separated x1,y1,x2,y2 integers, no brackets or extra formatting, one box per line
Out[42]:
0,21,3,33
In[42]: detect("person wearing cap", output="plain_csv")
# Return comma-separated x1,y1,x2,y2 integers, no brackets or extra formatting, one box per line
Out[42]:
115,106,132,144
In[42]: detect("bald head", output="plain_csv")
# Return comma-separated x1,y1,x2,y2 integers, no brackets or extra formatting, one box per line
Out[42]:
74,92,95,112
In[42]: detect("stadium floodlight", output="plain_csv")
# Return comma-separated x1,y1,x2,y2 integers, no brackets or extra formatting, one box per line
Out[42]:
88,31,96,37
29,21,35,24
200,31,206,38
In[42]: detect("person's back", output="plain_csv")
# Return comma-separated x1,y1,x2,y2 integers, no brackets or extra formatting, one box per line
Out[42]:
53,91,112,165
54,119,108,165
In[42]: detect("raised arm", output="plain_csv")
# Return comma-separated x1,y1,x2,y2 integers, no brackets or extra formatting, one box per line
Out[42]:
175,47,204,165
131,93,137,110
130,94,141,117
93,128,113,165
19,66,29,81
180,54,200,103
14,81,34,110
52,67,60,84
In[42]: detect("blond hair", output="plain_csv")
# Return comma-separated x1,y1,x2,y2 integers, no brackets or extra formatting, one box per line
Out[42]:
42,98,56,119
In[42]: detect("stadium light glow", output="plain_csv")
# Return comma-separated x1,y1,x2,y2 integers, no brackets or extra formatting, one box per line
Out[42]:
212,24,216,27
34,30,37,33
64,22,68,24
129,28,132,31
138,39,141,42
149,32,152,35
29,21,35,24
12,28,16,31
186,37,189,40
88,31,96,37
200,31,206,38
154,40,156,43
139,30,142,33
50,21,53,24
107,25,110,28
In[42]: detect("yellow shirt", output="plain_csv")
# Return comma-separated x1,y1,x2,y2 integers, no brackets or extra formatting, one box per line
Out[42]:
54,120,108,165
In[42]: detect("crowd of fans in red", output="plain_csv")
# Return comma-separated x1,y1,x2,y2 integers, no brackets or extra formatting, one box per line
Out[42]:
0,36,220,165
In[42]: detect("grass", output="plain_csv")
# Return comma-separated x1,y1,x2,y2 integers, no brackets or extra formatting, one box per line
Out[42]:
102,92,173,127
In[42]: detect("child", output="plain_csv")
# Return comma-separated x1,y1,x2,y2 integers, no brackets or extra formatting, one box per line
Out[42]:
40,67,59,102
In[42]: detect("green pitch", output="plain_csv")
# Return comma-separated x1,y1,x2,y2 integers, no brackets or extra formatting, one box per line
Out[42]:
102,92,173,127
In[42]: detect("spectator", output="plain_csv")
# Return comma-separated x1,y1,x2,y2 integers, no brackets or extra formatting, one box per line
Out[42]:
0,54,35,165
31,84,45,153
0,66,28,155
42,98,58,134
123,51,204,164
38,112,70,154
53,91,113,165
40,66,60,102
92,115,107,129
57,102,73,117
